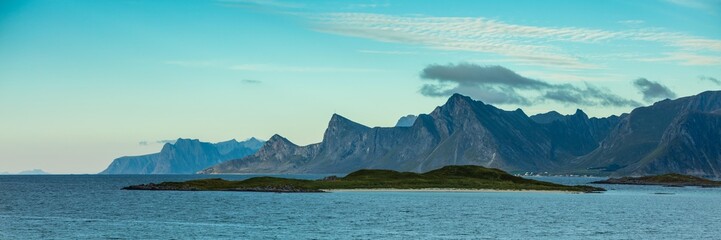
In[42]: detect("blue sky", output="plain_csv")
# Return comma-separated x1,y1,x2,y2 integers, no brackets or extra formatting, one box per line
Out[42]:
1,0,720,173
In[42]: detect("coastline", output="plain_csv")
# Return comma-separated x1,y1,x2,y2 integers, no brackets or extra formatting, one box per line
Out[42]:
320,188,580,193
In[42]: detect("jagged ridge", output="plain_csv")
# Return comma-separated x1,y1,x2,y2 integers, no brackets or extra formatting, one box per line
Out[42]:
201,94,619,174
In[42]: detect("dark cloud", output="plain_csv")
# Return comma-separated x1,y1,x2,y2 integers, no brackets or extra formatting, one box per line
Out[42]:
573,83,642,107
422,64,550,89
138,141,148,146
420,83,531,105
632,78,676,102
699,75,720,85
542,84,640,107
419,63,640,107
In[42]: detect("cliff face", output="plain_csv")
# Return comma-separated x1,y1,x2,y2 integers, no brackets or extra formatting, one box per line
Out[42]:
620,112,721,177
100,138,263,174
569,91,721,177
201,94,614,174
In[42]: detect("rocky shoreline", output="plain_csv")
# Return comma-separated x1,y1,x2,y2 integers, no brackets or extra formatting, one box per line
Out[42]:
123,183,325,193
591,173,721,187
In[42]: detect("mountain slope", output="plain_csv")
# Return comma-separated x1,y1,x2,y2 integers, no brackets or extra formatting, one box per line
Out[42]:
568,91,721,177
616,111,721,177
100,138,263,174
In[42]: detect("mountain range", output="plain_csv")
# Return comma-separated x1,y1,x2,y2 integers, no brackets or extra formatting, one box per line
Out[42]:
100,138,264,174
199,91,721,178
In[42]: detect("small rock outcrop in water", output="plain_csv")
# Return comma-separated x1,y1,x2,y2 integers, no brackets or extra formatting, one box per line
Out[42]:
126,165,605,193
591,173,721,187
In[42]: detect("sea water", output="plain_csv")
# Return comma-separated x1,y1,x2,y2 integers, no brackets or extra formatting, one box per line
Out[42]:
1,174,720,239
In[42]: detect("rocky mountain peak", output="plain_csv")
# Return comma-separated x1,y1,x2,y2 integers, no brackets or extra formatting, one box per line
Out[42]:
512,108,528,118
173,138,200,145
267,134,294,145
431,93,486,121
241,137,265,150
445,93,476,108
215,139,238,145
530,111,564,124
573,109,587,117
395,114,418,127
328,114,367,127
323,114,370,141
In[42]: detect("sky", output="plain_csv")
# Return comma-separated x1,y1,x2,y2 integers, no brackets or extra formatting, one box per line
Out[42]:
1,0,720,173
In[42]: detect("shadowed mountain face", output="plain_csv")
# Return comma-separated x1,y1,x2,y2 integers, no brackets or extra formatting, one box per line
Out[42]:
100,138,264,174
201,94,620,174
540,110,621,158
529,111,565,124
570,91,721,177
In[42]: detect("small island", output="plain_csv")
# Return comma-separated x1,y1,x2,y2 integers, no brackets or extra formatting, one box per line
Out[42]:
591,173,721,187
124,165,604,193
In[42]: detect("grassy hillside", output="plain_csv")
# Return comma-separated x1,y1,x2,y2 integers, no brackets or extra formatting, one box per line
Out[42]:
124,165,604,193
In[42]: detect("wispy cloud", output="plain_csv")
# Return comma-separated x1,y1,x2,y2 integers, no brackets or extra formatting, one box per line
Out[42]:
156,139,177,144
218,0,304,9
347,2,390,9
229,64,382,73
358,49,417,55
165,60,380,73
617,19,645,26
665,0,721,12
307,13,721,68
309,13,601,69
138,139,177,146
699,75,721,85
516,70,627,82
165,60,218,67
639,52,721,65
241,79,262,84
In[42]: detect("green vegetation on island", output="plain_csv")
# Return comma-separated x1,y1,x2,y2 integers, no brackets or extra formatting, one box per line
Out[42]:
123,165,605,193
592,173,721,187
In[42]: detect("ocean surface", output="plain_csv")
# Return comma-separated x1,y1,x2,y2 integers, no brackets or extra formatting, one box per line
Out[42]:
1,174,720,239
